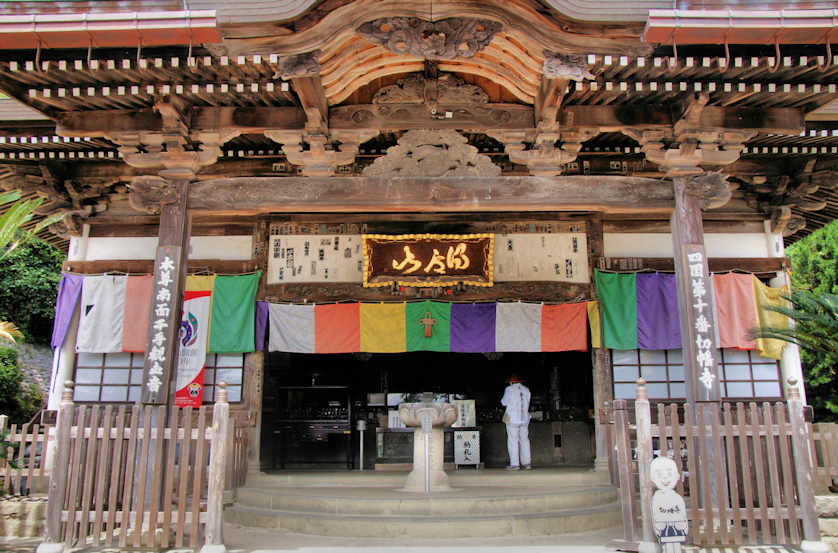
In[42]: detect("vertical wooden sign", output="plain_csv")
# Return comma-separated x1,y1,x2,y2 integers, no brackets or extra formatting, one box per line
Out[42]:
678,244,721,403
141,245,183,404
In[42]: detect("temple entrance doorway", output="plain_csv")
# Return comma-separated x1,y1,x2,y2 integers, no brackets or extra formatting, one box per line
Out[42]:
260,350,594,470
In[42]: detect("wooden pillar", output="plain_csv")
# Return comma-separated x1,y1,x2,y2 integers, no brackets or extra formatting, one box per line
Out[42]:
141,177,192,404
612,398,638,546
671,173,725,518
788,377,831,553
36,382,74,553
592,348,612,474
243,351,264,477
202,382,230,553
671,175,721,404
588,213,613,473
635,380,656,553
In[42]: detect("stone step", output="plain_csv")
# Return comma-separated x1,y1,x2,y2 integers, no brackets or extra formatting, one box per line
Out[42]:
245,467,609,489
235,484,618,516
224,501,623,538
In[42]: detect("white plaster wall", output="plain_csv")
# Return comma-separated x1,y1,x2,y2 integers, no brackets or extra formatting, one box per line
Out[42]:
604,233,775,258
83,235,253,261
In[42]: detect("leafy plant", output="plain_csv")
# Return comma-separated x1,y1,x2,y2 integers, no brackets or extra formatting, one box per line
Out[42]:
761,222,838,421
0,348,42,425
0,190,65,260
0,239,63,344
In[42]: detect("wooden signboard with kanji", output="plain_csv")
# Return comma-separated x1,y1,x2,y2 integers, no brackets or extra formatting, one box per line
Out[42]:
363,233,494,287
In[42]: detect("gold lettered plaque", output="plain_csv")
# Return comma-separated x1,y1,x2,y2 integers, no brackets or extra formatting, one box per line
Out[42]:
362,233,494,287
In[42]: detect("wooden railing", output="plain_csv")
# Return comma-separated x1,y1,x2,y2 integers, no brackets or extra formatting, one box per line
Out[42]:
0,414,52,495
809,422,838,494
38,381,232,551
609,379,825,550
229,425,249,491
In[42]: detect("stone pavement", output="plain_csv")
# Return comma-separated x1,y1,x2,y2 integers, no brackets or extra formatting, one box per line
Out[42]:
0,526,803,552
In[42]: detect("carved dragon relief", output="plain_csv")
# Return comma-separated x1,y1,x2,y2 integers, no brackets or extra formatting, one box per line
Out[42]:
362,129,501,177
357,17,502,59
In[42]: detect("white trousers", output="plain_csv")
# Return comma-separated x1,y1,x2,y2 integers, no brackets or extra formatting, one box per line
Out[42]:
505,423,531,467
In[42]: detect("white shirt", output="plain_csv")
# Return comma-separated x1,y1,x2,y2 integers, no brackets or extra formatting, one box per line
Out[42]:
501,382,531,425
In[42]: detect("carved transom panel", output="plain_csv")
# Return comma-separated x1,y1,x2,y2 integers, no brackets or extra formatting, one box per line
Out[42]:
362,130,501,177
373,74,488,104
357,17,502,59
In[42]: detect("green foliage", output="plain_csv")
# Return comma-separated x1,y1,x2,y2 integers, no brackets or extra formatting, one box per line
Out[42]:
0,239,63,344
0,347,42,424
783,221,838,421
0,191,65,261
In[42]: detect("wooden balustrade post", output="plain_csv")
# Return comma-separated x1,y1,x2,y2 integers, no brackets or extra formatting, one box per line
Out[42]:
201,382,230,553
613,398,638,547
787,377,830,553
36,381,74,553
635,379,657,553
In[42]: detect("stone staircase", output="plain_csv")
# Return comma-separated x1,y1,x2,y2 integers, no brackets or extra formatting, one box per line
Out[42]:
818,494,838,552
225,468,622,538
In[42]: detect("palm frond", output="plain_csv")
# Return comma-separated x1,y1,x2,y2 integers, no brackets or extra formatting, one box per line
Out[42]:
750,290,838,357
0,322,23,343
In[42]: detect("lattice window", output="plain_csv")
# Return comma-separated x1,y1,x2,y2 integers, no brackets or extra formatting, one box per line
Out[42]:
73,352,244,403
611,349,781,401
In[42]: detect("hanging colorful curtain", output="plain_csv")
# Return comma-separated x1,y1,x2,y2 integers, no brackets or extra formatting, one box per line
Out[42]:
72,272,261,354
267,300,590,354
713,272,789,360
593,269,789,360
593,270,681,350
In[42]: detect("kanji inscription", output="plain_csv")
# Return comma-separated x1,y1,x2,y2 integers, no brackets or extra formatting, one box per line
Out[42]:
363,234,494,287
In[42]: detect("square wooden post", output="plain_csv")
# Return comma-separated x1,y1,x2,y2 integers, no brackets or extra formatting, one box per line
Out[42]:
36,382,75,553
612,398,638,547
787,377,831,553
634,380,657,553
201,382,231,553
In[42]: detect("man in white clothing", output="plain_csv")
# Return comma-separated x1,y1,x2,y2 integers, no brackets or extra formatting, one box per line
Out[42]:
501,374,531,470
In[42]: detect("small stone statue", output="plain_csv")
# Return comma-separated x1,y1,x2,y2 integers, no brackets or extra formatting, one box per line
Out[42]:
651,456,688,553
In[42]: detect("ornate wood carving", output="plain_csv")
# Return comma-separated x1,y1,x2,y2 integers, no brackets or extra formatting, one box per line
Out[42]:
684,172,732,210
373,74,488,105
273,51,321,80
542,52,595,81
331,103,533,131
362,130,500,177
128,176,180,215
357,17,502,59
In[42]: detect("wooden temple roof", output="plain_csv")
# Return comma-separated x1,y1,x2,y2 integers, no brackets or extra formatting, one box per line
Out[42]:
0,1,835,250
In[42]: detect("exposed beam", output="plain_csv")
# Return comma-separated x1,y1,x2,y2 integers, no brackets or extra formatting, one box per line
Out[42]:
174,175,675,215
57,106,307,138
597,257,787,274
562,105,804,135
56,104,804,142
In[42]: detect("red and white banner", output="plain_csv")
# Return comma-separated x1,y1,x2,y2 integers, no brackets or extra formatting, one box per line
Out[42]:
174,290,211,408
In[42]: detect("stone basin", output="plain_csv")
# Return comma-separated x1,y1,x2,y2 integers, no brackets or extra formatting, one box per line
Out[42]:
398,402,457,428
398,401,458,493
